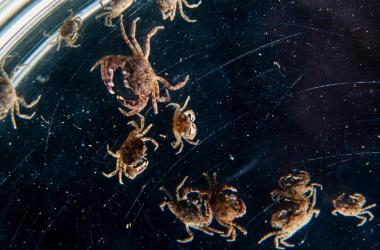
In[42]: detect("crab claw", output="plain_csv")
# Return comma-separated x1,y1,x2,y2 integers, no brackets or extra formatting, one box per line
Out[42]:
91,55,128,95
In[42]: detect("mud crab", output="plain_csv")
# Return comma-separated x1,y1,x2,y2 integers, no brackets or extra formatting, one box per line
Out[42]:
103,113,158,184
96,0,135,27
157,0,202,23
91,15,188,116
332,192,376,227
167,96,199,154
0,56,41,129
159,176,222,243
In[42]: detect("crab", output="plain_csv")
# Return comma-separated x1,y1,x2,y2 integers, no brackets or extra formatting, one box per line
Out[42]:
55,9,82,51
167,96,199,154
96,0,135,27
157,0,202,23
185,172,247,241
0,56,41,129
332,192,376,227
91,15,188,116
271,170,322,203
103,113,158,184
159,176,222,243
258,186,320,249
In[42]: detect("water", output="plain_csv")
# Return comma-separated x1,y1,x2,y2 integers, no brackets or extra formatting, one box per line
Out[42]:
0,0,379,249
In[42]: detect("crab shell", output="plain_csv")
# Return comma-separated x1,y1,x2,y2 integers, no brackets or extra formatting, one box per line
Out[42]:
122,56,156,97
173,112,197,140
0,78,15,117
157,0,176,20
106,0,134,18
211,193,246,220
119,133,147,165
166,199,213,227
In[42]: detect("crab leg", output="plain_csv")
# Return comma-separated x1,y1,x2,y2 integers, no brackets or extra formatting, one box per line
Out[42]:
177,225,194,243
156,75,189,90
143,25,164,59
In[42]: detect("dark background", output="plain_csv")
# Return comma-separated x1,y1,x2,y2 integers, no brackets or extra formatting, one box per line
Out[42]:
0,0,379,249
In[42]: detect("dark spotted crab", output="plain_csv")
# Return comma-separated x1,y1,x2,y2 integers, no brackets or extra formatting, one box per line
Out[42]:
0,56,41,129
103,113,158,184
91,15,188,116
159,176,222,243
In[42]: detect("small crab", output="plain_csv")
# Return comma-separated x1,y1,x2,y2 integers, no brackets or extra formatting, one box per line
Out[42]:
157,0,202,23
0,56,41,129
91,15,188,116
103,113,158,184
271,170,322,203
96,0,135,27
159,176,222,243
258,186,320,249
167,96,199,154
332,192,376,227
185,172,247,241
55,10,82,51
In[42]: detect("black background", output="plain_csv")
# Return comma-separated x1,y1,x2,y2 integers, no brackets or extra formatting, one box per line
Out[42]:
0,0,379,249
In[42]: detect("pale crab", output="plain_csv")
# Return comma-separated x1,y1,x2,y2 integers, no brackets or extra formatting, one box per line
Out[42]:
103,113,158,184
271,170,323,203
159,176,222,243
167,96,199,154
54,10,82,51
258,186,320,249
157,0,202,23
91,15,188,116
184,172,247,241
0,56,41,129
96,0,135,27
332,192,376,227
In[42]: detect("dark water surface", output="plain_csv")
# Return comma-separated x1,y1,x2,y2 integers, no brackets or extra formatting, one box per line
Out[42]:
0,0,379,249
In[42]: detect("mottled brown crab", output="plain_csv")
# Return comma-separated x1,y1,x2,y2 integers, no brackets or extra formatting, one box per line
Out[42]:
0,56,41,129
159,176,222,243
332,192,376,227
201,172,247,241
103,113,158,184
185,172,247,241
167,96,199,154
271,170,322,203
55,10,82,51
157,0,202,23
91,15,188,116
258,186,320,249
96,0,135,27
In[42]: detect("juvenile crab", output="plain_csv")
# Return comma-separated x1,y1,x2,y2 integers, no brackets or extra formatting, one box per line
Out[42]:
0,56,41,129
332,192,376,227
96,0,135,27
271,170,322,203
167,96,199,154
55,10,82,51
91,15,188,116
185,172,247,241
157,0,202,23
159,176,222,243
103,113,158,184
258,186,320,249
